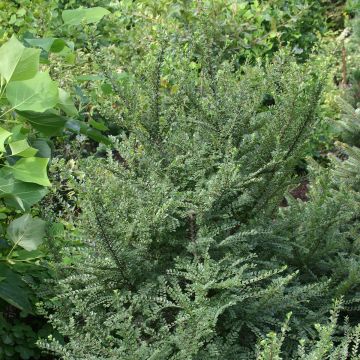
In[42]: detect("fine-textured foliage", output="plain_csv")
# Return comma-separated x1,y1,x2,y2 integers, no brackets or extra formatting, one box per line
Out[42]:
256,300,360,360
37,37,335,359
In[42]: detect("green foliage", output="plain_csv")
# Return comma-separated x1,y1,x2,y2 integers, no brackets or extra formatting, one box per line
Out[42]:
65,0,337,64
335,97,360,146
0,312,55,360
6,72,59,113
251,155,360,314
0,35,40,82
36,34,337,358
256,300,360,360
0,0,59,44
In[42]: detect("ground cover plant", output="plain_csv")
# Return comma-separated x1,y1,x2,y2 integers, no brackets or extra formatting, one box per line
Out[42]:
1,0,360,359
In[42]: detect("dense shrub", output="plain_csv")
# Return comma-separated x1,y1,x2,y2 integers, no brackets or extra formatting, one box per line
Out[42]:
36,35,349,358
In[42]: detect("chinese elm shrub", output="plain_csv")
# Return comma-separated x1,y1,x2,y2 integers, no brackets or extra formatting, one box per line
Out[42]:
37,38,338,359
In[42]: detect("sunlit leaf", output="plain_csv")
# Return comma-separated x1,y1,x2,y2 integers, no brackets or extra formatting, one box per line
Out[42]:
6,72,58,112
11,157,50,186
0,35,40,82
9,139,38,157
7,214,46,251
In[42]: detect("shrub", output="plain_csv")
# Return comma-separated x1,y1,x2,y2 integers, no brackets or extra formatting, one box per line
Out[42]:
36,34,338,358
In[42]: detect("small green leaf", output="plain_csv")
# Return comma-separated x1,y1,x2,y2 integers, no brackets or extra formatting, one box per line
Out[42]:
0,127,12,152
62,7,110,26
58,88,78,116
25,37,71,53
101,83,113,95
7,214,46,251
8,15,17,26
31,139,52,158
16,8,26,17
66,119,111,145
89,119,108,131
9,140,38,157
6,72,58,112
11,157,51,186
0,169,47,211
0,35,40,82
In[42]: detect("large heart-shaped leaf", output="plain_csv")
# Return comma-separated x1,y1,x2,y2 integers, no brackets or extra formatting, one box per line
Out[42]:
62,7,110,26
0,263,33,312
11,157,50,186
6,72,58,112
16,110,68,136
0,169,47,211
7,214,46,251
0,35,40,82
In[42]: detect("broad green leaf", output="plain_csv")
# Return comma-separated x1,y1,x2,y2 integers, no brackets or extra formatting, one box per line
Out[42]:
1,181,47,211
0,35,40,82
62,7,110,26
0,168,47,211
0,127,12,152
16,110,67,136
9,139,38,157
7,214,46,251
0,263,33,312
25,37,58,52
58,88,78,116
11,157,50,186
6,72,58,112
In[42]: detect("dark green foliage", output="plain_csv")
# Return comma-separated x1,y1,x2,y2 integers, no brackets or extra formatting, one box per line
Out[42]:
0,311,55,360
36,35,343,359
254,155,360,306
